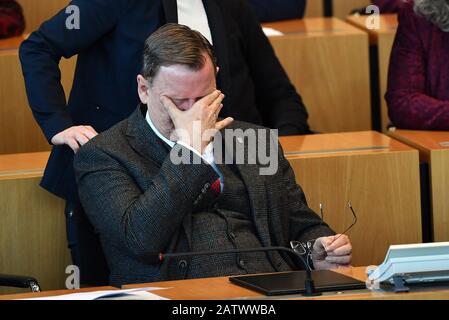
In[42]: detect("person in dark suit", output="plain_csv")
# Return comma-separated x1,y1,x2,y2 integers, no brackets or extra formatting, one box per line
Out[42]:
74,24,352,286
247,0,307,22
19,0,311,285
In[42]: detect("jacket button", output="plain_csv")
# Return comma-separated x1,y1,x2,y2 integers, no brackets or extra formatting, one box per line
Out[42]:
239,260,245,267
178,260,188,270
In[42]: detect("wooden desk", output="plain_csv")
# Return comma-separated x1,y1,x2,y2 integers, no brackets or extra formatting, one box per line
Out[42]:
122,266,449,300
346,14,398,132
0,35,26,51
388,129,449,242
0,152,70,295
0,286,116,300
0,49,76,154
2,266,449,300
263,18,371,133
279,131,422,266
333,0,371,18
305,0,324,17
305,0,371,18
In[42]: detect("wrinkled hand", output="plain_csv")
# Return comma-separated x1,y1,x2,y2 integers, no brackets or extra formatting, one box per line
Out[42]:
51,125,98,153
160,90,233,154
311,234,352,270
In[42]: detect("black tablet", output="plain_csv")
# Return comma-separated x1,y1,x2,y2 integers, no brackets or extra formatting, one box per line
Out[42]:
229,270,366,296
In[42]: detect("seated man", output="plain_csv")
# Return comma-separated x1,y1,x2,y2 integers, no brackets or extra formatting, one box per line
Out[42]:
74,24,352,286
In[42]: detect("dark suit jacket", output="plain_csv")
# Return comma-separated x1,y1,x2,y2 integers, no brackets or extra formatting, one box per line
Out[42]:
73,105,332,286
248,0,307,22
19,0,310,202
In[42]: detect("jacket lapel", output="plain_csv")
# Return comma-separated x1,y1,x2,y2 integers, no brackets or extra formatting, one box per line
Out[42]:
219,128,272,248
125,105,170,167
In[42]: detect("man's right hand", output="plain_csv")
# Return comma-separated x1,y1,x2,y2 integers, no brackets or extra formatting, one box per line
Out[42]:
160,90,233,154
51,125,98,153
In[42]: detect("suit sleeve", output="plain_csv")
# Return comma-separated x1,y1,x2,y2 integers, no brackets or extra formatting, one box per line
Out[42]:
74,143,219,263
237,0,310,135
19,0,127,142
276,142,335,242
385,3,449,130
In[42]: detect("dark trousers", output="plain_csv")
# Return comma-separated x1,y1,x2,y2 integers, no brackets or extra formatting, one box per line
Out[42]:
65,201,110,286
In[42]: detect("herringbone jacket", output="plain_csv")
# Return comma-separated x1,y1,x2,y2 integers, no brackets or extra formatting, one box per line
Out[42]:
74,106,333,286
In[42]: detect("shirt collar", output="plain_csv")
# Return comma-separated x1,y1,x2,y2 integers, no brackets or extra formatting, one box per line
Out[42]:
146,110,175,148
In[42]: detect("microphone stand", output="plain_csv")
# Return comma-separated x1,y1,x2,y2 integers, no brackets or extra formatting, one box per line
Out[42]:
159,246,322,296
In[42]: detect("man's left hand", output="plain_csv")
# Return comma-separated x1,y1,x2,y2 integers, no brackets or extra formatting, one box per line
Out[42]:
311,234,352,270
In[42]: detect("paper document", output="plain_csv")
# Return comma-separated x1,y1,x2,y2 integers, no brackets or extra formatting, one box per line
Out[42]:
22,287,169,300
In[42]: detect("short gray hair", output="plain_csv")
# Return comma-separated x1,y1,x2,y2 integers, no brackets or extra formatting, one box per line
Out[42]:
414,0,449,31
142,23,217,84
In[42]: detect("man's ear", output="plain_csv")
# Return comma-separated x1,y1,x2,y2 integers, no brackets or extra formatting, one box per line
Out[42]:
137,75,150,104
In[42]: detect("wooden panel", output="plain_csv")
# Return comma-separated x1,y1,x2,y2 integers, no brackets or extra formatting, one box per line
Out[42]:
389,130,449,242
263,18,371,133
431,151,449,242
347,15,398,132
280,130,411,155
0,152,70,294
0,51,76,154
305,0,324,17
17,0,69,33
0,152,49,179
280,131,422,266
0,35,26,51
333,0,371,18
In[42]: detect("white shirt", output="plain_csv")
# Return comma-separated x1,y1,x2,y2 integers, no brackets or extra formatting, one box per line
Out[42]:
146,111,223,190
177,0,213,44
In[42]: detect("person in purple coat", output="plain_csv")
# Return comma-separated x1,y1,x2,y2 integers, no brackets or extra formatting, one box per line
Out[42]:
386,0,449,130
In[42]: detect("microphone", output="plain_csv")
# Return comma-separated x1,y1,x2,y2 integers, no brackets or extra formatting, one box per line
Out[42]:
157,246,322,296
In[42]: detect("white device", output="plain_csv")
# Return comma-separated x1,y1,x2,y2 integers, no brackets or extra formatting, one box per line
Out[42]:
366,242,449,292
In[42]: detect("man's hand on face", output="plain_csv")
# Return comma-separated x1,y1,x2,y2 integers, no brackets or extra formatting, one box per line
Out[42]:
160,90,234,154
51,125,98,153
311,234,352,270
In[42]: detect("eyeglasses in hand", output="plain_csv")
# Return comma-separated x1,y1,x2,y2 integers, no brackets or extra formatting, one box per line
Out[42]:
290,202,357,268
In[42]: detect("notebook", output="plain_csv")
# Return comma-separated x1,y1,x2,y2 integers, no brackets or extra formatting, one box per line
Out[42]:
229,270,366,296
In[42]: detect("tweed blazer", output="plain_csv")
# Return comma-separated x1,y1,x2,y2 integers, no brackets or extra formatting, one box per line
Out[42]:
74,105,333,286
